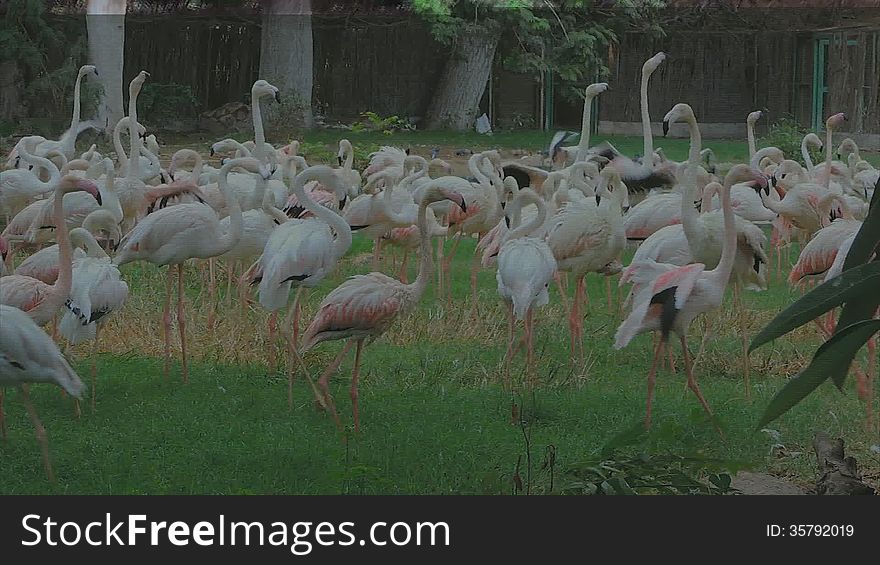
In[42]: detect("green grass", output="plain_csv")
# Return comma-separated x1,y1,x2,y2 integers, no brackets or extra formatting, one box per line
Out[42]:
1,230,878,494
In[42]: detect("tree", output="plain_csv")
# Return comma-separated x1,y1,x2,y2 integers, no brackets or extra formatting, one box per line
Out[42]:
413,0,665,131
259,0,314,128
86,0,126,134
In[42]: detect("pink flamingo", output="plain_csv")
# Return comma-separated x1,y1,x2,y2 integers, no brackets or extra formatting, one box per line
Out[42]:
0,305,85,481
0,176,102,326
789,196,860,285
114,157,269,382
496,188,557,382
615,165,768,428
301,181,466,432
256,164,351,405
59,230,128,410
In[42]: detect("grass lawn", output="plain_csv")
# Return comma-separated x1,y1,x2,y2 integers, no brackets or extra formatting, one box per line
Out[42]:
0,131,877,494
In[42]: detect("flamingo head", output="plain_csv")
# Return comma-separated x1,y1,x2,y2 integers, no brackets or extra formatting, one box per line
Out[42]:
81,64,98,78
0,235,7,262
60,176,102,205
435,188,467,213
586,82,609,98
253,80,281,103
826,112,847,130
642,52,666,74
662,103,695,137
747,110,763,124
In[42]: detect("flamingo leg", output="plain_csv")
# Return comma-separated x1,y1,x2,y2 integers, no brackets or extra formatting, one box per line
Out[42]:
317,341,356,430
680,335,715,422
554,272,570,313
91,324,100,411
350,339,365,433
574,276,586,363
371,238,382,271
207,258,216,329
443,233,462,304
162,266,174,380
866,336,876,432
177,263,189,384
645,335,665,430
0,388,6,443
398,250,410,283
20,384,53,482
285,287,305,408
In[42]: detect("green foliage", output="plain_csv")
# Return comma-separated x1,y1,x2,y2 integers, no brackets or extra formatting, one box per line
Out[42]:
411,0,667,104
759,116,820,166
349,111,415,135
137,83,199,127
553,421,742,495
1,0,96,129
750,183,880,426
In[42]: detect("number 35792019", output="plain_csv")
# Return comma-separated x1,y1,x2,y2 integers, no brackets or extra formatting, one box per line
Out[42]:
767,525,854,537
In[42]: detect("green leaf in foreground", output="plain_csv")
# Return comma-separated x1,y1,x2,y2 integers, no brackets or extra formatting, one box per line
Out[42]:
748,261,880,353
757,319,880,428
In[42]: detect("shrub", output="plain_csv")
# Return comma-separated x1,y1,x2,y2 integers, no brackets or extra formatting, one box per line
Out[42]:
137,83,199,130
349,111,414,135
759,116,821,167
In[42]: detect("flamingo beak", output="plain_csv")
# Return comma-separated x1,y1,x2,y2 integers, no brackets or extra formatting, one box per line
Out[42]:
274,91,282,104
504,214,511,229
339,195,347,209
337,156,343,166
210,147,215,157
662,120,669,136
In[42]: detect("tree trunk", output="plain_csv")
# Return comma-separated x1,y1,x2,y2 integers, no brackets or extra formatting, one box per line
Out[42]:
259,0,314,129
86,12,125,134
812,432,875,495
0,60,23,123
425,24,499,131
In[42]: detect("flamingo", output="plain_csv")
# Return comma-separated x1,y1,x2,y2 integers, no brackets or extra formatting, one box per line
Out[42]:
1,136,62,218
0,305,85,481
547,165,627,361
0,176,102,326
114,157,269,382
256,165,351,404
58,231,128,410
300,181,467,432
115,71,152,229
14,226,106,285
0,235,7,276
615,165,768,428
746,110,763,159
496,188,556,382
789,196,861,284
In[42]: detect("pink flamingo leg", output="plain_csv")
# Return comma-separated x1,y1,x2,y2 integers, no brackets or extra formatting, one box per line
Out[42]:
350,339,365,433
20,384,53,482
435,236,444,298
91,324,100,411
162,266,174,380
285,287,304,408
735,284,751,399
398,250,410,283
866,337,876,432
371,238,383,271
645,336,665,429
317,341,356,430
680,335,715,422
177,263,189,384
443,233,462,304
226,260,234,307
554,272,570,313
574,276,586,363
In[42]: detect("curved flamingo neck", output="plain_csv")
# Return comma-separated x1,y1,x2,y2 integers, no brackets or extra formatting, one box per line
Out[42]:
747,119,757,159
507,190,546,240
824,126,834,188
291,165,352,259
217,162,245,254
578,90,600,152
801,136,815,173
19,144,60,187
